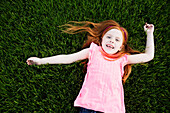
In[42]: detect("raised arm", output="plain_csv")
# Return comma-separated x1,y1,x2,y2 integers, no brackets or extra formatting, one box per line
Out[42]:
127,23,154,64
26,48,89,65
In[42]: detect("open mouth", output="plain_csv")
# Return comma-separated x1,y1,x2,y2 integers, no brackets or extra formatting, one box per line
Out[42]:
106,44,114,49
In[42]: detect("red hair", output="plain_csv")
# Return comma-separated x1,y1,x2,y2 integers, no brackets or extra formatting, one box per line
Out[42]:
60,20,140,83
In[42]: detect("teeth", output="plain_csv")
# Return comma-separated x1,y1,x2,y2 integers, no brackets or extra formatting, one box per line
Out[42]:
106,44,114,49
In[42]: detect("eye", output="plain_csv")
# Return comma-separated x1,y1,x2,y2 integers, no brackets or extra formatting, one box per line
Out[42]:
107,36,111,39
115,38,120,41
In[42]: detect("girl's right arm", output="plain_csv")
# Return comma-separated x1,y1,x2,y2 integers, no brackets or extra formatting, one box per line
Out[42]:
26,48,89,65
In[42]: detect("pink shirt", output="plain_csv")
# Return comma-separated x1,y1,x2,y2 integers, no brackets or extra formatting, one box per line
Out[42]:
74,42,128,113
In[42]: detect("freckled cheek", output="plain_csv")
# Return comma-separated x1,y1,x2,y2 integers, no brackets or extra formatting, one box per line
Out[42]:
118,43,122,46
102,39,108,44
116,43,122,49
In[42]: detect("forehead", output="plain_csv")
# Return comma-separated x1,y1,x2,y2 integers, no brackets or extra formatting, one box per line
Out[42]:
105,29,123,37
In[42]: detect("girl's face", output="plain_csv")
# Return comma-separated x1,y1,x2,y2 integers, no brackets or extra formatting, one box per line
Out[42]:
102,29,124,54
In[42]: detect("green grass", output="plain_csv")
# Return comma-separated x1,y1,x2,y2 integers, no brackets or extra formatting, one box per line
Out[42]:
0,0,169,112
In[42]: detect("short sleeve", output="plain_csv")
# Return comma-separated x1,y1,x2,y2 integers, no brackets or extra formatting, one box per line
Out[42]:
120,54,128,77
122,54,128,66
88,42,98,65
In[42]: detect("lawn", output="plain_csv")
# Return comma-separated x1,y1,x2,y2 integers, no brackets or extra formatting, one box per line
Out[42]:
0,0,169,112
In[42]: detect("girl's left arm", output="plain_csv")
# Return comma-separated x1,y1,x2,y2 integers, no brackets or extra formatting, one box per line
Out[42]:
127,23,154,64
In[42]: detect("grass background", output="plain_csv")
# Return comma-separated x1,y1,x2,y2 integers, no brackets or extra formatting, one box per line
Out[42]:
0,0,169,112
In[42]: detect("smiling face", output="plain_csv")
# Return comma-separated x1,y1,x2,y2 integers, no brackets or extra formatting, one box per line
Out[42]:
101,29,124,54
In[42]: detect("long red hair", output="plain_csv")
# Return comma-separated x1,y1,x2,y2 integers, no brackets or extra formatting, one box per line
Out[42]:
60,20,140,83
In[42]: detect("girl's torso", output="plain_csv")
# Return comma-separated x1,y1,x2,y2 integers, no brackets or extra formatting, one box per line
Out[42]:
74,42,128,113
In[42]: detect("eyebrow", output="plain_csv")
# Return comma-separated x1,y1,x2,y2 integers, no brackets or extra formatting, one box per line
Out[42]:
107,34,112,36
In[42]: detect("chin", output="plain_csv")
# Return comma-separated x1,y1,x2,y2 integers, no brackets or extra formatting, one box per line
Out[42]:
105,50,117,55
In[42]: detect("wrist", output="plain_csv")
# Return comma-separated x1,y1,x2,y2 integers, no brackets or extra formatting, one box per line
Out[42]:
34,58,42,65
38,58,44,65
146,31,154,35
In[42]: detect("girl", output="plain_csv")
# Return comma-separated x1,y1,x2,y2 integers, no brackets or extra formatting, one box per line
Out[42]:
26,20,154,113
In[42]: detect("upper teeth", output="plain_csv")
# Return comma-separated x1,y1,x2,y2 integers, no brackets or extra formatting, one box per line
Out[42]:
106,45,114,49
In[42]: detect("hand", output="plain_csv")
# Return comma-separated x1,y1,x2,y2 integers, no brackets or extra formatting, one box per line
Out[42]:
144,22,154,33
26,57,41,65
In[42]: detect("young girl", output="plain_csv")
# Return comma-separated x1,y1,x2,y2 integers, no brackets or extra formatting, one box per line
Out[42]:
26,20,154,113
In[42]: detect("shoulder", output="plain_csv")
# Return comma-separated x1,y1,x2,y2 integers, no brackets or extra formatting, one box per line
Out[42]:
120,54,128,66
90,42,99,48
88,42,100,60
89,42,99,52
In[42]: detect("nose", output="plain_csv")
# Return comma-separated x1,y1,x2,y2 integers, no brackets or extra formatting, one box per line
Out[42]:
110,40,114,43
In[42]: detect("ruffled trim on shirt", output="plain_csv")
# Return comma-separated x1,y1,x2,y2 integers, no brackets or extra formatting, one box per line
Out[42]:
120,54,128,77
88,42,98,65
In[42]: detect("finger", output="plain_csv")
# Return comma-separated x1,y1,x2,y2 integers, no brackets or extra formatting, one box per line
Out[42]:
146,24,150,28
26,60,30,65
148,24,154,28
144,24,147,28
27,61,32,65
145,22,152,28
28,62,32,65
27,61,31,65
28,60,33,65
